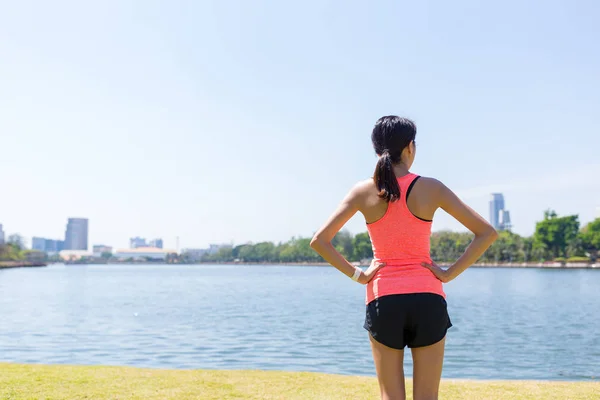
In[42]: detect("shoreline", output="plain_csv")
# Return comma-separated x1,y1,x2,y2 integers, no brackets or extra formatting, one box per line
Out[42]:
185,261,600,269
0,261,47,269
53,260,600,269
1,363,598,399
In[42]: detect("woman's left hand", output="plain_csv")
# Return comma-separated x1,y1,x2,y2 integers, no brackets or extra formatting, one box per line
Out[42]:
358,259,386,284
420,261,453,283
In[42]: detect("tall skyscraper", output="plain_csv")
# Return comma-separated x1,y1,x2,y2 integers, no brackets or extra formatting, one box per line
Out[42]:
489,194,505,230
489,193,511,231
0,224,4,245
64,218,89,250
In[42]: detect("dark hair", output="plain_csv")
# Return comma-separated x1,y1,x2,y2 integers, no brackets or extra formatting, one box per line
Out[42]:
371,116,416,202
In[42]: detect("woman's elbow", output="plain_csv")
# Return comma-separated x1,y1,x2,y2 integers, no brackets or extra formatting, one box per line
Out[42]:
487,227,499,242
475,225,498,242
310,235,326,250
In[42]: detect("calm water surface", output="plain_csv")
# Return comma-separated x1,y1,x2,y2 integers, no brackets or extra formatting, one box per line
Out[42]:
1,264,599,380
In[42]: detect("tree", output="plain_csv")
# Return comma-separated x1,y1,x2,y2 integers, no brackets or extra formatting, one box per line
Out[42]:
580,218,600,260
0,234,26,261
352,232,373,261
278,241,299,263
203,246,234,262
7,234,26,250
332,230,354,260
533,210,579,259
253,242,276,262
566,236,586,258
430,231,473,262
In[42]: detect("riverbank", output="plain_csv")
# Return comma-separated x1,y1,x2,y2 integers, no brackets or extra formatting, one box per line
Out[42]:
195,261,600,269
0,261,47,269
56,260,600,269
1,363,598,400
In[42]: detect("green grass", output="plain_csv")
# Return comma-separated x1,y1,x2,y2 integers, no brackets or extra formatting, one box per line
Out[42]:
1,363,598,399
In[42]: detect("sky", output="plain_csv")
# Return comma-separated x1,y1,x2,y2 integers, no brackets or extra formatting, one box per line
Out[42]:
1,0,599,250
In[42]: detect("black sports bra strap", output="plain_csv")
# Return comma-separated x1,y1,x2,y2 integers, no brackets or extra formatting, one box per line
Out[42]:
405,175,433,222
405,175,421,202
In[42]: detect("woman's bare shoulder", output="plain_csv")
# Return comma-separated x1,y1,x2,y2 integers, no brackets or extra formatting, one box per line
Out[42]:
416,176,445,188
414,176,448,197
347,178,377,201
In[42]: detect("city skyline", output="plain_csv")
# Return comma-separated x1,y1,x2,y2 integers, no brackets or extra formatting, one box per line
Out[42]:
1,1,599,249
5,198,600,253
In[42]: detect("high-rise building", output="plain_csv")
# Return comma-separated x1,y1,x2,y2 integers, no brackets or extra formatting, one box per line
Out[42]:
499,210,512,231
47,239,65,252
489,193,511,231
149,238,163,249
64,218,89,250
130,237,147,248
0,224,4,245
32,237,46,251
489,194,504,230
32,237,65,253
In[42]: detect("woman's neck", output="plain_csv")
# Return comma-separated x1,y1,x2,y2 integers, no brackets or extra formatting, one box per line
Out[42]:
393,164,410,177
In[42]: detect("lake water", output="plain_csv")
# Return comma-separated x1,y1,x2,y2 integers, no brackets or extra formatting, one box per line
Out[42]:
1,264,599,380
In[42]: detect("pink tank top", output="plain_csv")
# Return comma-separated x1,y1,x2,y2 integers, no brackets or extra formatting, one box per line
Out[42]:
365,173,445,304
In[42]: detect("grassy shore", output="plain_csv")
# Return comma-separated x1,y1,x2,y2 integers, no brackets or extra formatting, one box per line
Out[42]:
1,363,598,400
0,261,46,269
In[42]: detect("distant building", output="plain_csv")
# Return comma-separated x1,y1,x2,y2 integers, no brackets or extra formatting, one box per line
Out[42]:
499,210,512,231
32,237,45,252
92,245,113,258
129,237,147,249
59,250,93,261
0,224,4,244
114,247,176,261
489,194,504,229
32,237,65,253
208,244,229,255
489,194,511,231
64,218,89,250
149,238,163,249
182,248,207,261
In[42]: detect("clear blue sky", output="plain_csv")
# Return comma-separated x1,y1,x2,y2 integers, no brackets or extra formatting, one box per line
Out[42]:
1,0,599,250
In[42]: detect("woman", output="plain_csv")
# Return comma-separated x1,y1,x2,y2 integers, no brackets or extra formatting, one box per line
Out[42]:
310,116,497,400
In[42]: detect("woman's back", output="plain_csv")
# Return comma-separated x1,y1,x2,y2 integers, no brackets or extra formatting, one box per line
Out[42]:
355,171,445,303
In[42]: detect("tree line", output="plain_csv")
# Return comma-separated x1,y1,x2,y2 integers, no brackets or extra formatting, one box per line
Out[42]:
199,210,600,264
2,210,599,264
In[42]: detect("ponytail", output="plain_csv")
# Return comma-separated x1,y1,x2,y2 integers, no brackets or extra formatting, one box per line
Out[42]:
374,151,401,202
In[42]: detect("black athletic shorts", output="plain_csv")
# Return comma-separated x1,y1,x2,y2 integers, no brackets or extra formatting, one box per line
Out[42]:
363,293,452,349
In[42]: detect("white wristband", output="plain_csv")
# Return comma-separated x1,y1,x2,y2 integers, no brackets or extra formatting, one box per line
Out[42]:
351,267,362,282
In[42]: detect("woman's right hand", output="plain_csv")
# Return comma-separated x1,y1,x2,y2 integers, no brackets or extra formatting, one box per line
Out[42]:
421,261,453,283
358,259,386,284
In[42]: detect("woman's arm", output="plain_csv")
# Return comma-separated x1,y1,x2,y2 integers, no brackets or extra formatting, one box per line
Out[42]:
422,181,498,282
310,184,384,284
